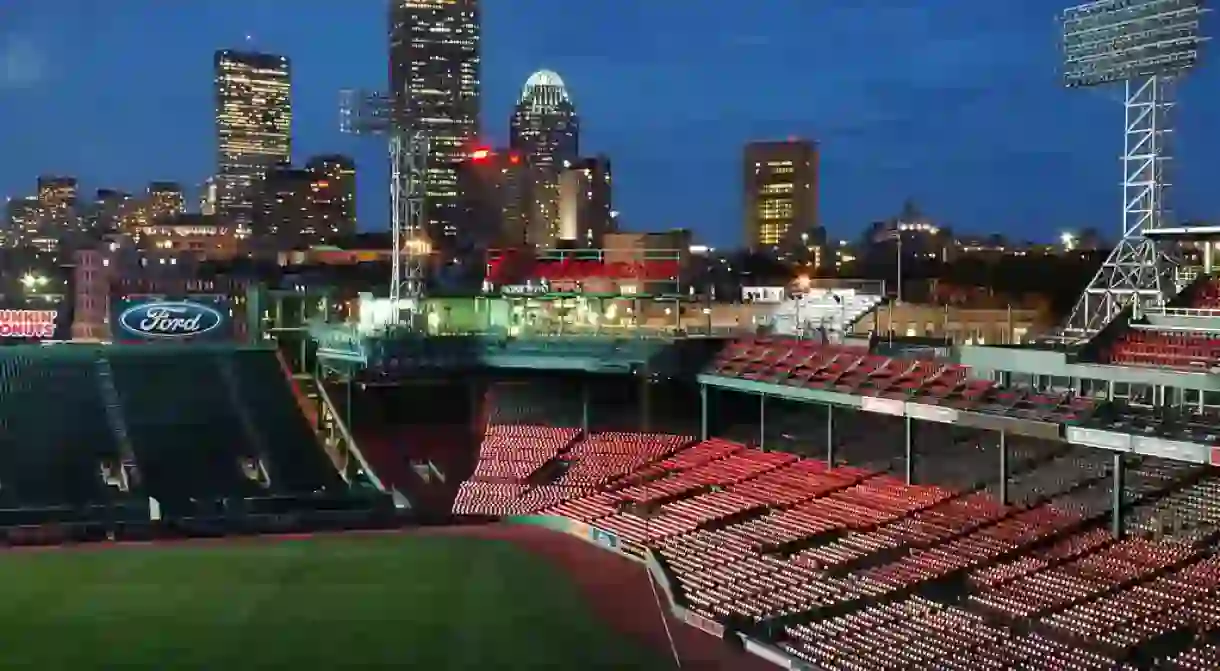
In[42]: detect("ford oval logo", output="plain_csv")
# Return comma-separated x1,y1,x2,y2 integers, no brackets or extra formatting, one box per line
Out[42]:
118,301,224,339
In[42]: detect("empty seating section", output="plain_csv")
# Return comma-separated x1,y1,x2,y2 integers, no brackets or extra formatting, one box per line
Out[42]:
450,425,581,515
226,351,345,493
0,350,125,507
707,338,1096,422
764,289,883,336
1107,278,1220,369
444,418,1220,666
1107,330,1220,370
108,351,255,502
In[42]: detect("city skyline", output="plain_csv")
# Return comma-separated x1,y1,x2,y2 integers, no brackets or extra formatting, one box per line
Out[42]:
2,0,1220,247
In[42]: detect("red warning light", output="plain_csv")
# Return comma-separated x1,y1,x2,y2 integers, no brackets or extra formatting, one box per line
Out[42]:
509,154,520,165
470,148,492,161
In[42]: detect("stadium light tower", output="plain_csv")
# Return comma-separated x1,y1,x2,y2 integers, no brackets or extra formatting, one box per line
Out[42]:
1059,0,1208,339
339,89,429,312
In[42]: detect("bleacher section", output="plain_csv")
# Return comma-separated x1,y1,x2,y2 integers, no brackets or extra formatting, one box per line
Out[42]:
447,421,1220,669
764,289,883,337
0,348,144,527
0,345,377,538
1105,277,1220,369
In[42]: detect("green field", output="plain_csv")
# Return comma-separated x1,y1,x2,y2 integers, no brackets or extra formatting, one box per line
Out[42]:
0,534,669,670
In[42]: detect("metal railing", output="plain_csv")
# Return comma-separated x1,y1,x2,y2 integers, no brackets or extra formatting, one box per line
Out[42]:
1144,306,1220,318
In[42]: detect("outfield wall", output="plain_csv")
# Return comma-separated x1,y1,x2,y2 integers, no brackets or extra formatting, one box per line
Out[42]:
505,515,810,670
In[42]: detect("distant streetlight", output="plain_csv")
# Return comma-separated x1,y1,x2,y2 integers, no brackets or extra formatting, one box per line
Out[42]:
21,273,47,290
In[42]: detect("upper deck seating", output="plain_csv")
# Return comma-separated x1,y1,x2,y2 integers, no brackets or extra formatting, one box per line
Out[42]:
707,338,1098,422
1105,277,1220,370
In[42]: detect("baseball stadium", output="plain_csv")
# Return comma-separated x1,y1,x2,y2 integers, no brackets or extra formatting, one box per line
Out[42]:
4,5,1219,669
2,227,1220,671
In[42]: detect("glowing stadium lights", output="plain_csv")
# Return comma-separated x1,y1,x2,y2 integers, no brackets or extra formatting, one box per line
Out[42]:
1059,0,1209,338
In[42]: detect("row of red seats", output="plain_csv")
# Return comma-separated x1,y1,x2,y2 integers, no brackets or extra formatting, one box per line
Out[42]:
968,537,1196,619
781,598,1131,671
1107,329,1220,371
710,339,1098,422
711,339,960,398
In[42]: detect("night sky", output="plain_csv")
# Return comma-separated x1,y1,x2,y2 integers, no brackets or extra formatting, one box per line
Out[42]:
1,0,1218,247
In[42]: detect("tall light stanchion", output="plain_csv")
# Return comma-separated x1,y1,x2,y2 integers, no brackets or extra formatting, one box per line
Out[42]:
1058,0,1208,341
340,89,430,324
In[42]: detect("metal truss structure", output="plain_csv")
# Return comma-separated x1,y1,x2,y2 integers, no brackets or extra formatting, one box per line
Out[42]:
1057,0,1207,341
1062,76,1180,336
339,89,429,311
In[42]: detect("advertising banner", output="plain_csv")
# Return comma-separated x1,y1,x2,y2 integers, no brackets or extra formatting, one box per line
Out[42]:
111,298,231,343
0,309,58,340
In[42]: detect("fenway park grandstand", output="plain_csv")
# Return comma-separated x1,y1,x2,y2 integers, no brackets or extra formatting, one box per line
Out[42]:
3,254,1220,669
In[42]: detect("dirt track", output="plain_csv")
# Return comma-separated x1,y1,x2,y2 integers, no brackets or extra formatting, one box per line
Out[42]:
441,524,780,671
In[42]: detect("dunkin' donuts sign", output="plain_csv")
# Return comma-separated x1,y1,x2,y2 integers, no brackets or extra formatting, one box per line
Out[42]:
112,299,229,342
0,310,57,339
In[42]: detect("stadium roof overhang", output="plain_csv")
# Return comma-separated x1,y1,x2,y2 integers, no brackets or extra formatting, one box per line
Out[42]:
959,345,1220,392
1142,226,1220,242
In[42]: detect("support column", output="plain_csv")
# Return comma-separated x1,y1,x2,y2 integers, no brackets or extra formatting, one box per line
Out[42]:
904,415,915,485
1111,452,1125,539
344,373,353,435
581,379,590,435
759,393,766,450
826,405,835,466
638,367,652,433
998,431,1009,506
699,385,709,441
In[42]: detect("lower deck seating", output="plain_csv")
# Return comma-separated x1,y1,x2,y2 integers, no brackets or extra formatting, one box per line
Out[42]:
227,351,345,493
0,349,132,509
445,422,1220,668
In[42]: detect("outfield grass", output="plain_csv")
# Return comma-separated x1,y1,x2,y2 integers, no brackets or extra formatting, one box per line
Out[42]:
0,534,670,670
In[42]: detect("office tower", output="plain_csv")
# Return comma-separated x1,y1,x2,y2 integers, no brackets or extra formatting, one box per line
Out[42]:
4,196,38,248
255,166,341,248
557,156,611,248
510,70,579,249
147,182,185,222
743,139,819,250
89,189,132,234
389,0,481,249
32,175,79,250
214,50,292,231
200,177,219,215
457,147,530,249
306,154,357,236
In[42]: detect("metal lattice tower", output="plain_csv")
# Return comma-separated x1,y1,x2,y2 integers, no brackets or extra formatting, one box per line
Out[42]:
1063,76,1180,336
1058,0,1208,340
339,89,429,309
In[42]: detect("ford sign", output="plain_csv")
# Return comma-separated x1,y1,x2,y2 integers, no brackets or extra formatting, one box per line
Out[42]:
117,301,224,340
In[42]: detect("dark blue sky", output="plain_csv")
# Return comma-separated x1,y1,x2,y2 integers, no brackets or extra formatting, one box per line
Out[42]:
1,0,1217,248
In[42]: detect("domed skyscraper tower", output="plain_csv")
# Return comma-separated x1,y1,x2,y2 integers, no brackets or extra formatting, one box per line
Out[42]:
510,70,579,248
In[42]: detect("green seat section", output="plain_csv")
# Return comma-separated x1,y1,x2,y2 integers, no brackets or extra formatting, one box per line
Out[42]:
223,350,345,493
106,350,255,505
0,349,123,507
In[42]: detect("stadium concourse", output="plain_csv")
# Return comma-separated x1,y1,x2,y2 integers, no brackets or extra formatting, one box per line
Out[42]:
424,335,1220,671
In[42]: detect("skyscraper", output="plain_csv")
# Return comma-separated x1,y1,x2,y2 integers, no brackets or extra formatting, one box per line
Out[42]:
214,50,292,232
743,139,819,250
389,0,481,248
558,156,611,248
306,154,357,236
510,70,579,249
